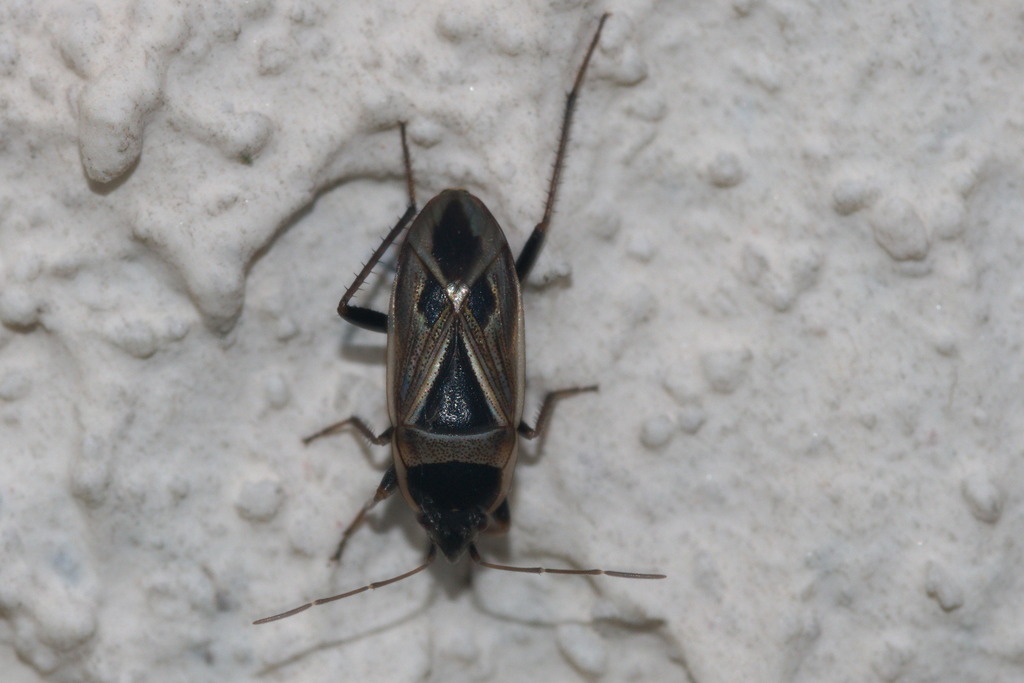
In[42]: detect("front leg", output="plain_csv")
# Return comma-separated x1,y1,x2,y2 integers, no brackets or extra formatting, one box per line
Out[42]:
300,417,394,562
330,465,398,563
486,499,511,535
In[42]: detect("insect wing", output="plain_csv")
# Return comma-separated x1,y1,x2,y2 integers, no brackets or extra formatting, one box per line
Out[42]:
387,190,526,435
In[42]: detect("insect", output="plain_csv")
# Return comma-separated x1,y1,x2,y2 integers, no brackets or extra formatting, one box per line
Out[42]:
255,13,663,625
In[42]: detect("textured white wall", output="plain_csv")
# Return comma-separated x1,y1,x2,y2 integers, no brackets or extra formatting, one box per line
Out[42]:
1,1,1021,681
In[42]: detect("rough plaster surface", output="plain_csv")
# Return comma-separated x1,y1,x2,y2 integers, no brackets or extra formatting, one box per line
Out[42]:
1,1,1022,681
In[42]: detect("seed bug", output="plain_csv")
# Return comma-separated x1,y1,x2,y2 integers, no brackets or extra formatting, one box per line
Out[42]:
255,13,664,626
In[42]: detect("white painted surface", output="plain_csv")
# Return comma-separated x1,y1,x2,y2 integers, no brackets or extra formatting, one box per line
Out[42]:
1,1,1022,681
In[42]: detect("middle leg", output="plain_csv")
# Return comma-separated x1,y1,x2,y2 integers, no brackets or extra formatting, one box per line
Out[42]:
518,385,598,440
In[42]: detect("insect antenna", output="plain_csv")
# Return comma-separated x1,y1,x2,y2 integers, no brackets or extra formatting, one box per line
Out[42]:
469,545,665,580
253,546,437,625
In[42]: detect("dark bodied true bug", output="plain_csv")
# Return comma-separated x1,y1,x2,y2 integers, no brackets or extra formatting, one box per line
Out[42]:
255,13,663,626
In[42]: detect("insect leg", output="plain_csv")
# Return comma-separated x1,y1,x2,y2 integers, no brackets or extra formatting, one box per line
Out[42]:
486,499,511,535
515,13,609,282
337,122,419,332
302,417,393,446
330,465,398,563
518,386,598,440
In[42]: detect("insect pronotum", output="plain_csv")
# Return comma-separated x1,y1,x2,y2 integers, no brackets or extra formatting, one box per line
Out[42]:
255,13,664,626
